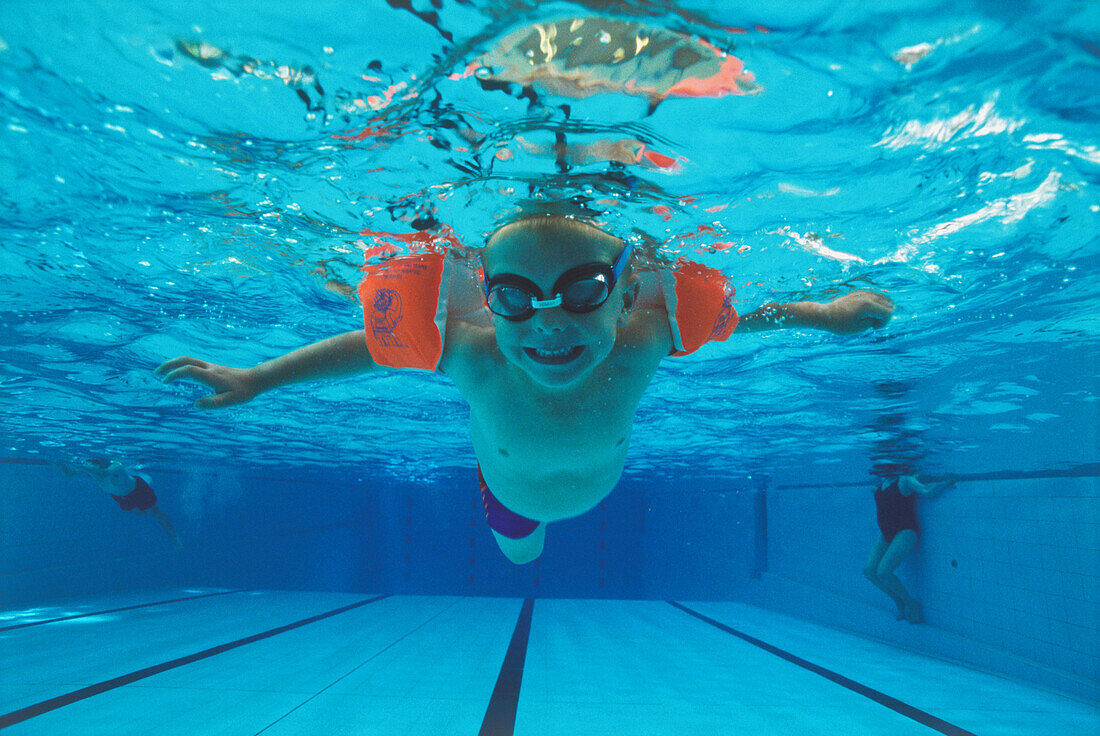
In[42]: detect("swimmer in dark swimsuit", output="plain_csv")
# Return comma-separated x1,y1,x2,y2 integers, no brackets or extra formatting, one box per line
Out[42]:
863,472,954,623
58,458,183,550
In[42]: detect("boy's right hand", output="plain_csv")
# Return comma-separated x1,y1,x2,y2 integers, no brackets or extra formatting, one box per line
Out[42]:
819,291,894,334
154,357,259,409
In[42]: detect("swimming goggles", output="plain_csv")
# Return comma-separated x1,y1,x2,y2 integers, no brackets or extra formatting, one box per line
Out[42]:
483,242,633,322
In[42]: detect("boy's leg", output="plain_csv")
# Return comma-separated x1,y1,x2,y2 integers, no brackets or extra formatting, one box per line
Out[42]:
874,530,921,621
492,524,545,565
478,467,543,564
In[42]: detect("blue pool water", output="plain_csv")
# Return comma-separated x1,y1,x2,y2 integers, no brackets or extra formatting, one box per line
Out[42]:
1,0,1096,484
1,0,1098,732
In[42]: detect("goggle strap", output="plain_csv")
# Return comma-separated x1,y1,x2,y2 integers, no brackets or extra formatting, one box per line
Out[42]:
611,240,633,278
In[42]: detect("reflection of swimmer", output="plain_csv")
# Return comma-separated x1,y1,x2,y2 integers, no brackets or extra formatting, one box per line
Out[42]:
157,214,892,565
466,17,758,108
863,470,954,623
175,39,326,113
515,135,683,172
58,458,183,550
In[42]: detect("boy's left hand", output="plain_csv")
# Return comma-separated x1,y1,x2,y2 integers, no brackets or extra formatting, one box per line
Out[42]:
820,291,894,334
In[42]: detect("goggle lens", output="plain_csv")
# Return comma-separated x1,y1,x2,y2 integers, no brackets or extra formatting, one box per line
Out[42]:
487,274,612,320
560,277,610,311
483,241,632,321
489,286,541,316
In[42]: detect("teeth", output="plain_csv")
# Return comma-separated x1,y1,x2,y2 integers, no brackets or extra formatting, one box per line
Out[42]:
534,346,573,356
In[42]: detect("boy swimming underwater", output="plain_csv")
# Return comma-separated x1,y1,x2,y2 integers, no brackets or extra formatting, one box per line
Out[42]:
157,215,893,564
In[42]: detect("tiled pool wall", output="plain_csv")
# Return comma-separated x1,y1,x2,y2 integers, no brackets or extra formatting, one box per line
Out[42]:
3,460,1096,701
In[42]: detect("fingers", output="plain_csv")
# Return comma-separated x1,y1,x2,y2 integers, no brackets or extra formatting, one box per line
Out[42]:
871,300,895,325
871,293,896,315
154,356,209,379
156,355,251,410
195,392,239,410
851,291,894,327
851,291,894,312
158,362,215,386
864,290,894,307
155,355,254,410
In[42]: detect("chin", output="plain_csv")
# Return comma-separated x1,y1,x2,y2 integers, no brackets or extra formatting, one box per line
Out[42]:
531,369,588,388
527,363,591,388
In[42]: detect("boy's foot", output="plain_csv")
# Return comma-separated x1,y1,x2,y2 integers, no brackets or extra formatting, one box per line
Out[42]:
895,603,907,621
906,601,924,624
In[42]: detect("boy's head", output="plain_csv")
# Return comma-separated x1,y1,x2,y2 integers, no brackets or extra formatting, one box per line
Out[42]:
481,215,637,389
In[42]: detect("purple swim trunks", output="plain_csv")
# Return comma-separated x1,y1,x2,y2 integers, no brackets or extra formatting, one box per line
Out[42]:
478,466,539,540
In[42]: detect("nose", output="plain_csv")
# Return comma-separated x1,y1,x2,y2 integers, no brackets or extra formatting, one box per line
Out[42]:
530,304,568,334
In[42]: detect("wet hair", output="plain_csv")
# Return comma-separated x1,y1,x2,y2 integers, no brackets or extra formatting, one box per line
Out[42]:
483,214,635,290
488,213,625,257
871,461,916,478
496,210,612,233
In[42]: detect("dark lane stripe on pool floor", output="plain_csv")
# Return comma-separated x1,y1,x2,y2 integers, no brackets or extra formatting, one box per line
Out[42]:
669,601,977,736
479,598,535,736
0,594,392,729
0,589,243,632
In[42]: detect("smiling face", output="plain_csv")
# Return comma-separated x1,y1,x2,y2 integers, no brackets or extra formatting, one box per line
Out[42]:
482,216,633,389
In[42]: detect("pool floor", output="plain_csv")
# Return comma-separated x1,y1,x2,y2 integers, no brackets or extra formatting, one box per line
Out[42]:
2,591,1095,734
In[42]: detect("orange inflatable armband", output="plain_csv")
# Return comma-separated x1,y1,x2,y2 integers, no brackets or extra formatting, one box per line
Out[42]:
357,252,450,371
664,260,738,356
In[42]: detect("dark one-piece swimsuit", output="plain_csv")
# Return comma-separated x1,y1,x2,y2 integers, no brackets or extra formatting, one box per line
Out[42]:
875,480,919,543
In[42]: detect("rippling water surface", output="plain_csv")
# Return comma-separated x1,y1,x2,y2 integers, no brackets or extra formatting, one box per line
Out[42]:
1,0,1096,486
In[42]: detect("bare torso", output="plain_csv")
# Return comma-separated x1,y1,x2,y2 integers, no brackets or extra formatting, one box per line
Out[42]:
439,270,671,521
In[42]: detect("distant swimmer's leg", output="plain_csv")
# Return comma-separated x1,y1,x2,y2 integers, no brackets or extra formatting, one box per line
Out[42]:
875,529,921,623
146,506,184,551
492,524,546,566
863,534,906,619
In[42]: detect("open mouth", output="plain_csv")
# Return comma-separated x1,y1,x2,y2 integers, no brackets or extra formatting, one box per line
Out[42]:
524,345,584,365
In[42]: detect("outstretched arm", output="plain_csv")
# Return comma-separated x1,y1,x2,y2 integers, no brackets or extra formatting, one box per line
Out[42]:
735,291,894,335
155,330,381,409
899,475,955,497
57,459,114,481
57,459,91,478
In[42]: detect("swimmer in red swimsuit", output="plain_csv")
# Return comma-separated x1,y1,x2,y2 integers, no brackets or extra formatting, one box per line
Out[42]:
863,472,955,623
158,214,893,564
59,458,183,550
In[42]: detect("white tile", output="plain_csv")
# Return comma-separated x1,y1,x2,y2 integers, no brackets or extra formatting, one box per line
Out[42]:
3,592,1096,736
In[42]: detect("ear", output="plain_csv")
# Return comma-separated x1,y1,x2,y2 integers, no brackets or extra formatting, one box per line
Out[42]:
618,279,639,326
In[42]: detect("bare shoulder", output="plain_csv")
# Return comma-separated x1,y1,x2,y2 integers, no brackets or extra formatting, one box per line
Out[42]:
107,462,130,482
614,304,673,366
439,318,500,383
